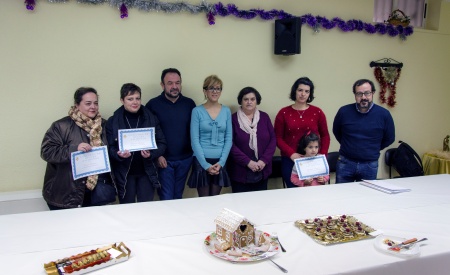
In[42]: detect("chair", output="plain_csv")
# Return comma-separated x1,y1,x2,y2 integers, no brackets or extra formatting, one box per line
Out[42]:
384,148,397,178
268,156,287,188
326,152,339,184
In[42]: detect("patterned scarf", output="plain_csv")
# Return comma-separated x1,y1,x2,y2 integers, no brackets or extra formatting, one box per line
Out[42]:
237,107,260,159
68,106,103,190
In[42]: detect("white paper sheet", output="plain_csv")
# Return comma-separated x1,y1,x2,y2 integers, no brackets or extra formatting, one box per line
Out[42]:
71,146,111,180
294,155,329,180
118,127,157,152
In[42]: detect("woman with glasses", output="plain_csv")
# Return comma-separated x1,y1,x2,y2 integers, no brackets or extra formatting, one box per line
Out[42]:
274,77,330,188
188,75,232,197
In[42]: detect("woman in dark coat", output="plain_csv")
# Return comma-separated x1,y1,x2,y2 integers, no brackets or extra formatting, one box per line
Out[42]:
106,83,166,203
41,87,115,210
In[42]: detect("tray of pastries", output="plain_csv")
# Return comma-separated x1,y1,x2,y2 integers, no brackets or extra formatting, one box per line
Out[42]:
44,242,130,275
295,215,376,245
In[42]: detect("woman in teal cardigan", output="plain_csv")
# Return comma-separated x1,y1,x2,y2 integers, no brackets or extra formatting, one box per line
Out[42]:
188,75,232,197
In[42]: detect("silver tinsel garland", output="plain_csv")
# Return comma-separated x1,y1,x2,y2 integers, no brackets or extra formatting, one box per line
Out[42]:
49,0,213,13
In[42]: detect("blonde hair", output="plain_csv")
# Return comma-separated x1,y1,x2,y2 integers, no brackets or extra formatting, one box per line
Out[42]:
203,75,223,90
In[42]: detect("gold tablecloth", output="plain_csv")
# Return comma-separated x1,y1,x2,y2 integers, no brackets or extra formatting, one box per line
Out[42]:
422,152,450,175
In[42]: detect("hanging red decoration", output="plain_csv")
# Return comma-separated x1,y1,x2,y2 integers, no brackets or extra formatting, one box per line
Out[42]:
374,67,401,107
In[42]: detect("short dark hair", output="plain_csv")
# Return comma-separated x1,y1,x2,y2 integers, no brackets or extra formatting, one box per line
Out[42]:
297,131,320,155
290,77,315,103
161,68,181,83
74,87,97,105
120,83,141,99
352,79,376,94
237,87,262,105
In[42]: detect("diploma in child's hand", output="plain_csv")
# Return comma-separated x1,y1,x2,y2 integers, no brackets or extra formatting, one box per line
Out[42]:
294,155,330,180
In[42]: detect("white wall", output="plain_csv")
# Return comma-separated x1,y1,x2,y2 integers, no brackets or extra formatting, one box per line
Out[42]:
1,0,449,195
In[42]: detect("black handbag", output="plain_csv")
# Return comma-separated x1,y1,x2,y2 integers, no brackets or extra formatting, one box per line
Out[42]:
246,169,263,183
91,180,116,206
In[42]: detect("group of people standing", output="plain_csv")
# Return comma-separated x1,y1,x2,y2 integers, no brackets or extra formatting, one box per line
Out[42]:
41,69,395,210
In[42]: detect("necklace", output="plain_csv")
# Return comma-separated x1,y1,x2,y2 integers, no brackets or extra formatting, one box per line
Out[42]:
296,108,308,118
125,116,140,129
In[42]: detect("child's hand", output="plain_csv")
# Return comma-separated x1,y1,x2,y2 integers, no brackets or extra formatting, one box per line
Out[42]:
304,178,313,185
317,176,325,183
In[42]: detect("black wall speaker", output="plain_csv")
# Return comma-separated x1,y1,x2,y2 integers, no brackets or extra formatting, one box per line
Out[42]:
274,17,301,55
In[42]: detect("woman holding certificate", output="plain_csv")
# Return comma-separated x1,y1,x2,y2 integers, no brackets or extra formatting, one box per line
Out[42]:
106,83,166,203
188,75,232,197
227,87,276,193
41,87,114,210
274,77,330,188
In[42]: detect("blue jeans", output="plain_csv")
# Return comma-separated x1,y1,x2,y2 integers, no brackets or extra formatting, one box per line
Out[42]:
335,155,378,183
281,156,297,188
158,157,193,200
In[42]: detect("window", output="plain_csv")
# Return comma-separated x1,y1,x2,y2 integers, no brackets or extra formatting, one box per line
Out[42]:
374,0,428,28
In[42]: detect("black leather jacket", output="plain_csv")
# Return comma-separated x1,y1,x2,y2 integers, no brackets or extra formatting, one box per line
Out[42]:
106,106,166,199
41,116,111,209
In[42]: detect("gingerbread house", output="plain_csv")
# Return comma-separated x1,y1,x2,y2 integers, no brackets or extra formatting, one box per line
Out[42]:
214,208,255,249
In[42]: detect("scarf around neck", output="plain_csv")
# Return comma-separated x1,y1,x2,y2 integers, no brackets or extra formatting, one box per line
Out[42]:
237,107,260,159
69,106,103,190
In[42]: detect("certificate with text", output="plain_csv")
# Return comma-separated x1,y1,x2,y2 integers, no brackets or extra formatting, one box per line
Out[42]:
118,127,157,152
294,155,330,180
71,146,111,180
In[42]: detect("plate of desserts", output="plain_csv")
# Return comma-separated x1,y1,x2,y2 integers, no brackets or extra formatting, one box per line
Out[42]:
204,230,280,262
295,214,376,245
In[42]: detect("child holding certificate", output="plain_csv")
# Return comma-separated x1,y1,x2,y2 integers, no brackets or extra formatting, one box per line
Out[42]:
290,131,329,187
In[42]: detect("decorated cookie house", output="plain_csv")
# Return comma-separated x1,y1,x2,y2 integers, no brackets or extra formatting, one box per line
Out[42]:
214,208,255,249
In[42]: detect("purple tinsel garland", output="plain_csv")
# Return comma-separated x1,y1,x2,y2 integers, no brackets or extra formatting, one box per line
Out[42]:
120,4,128,19
24,1,413,40
24,0,35,11
211,2,413,39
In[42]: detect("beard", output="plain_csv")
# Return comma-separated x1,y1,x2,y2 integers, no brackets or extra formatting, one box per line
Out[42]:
357,99,372,111
165,88,180,99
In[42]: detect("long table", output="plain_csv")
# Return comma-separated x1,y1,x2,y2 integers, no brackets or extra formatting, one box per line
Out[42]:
2,174,450,274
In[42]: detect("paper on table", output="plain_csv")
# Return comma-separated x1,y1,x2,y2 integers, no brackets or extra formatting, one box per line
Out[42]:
360,179,411,194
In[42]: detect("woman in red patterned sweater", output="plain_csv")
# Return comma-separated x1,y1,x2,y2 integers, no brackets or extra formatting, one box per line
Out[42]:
274,77,330,188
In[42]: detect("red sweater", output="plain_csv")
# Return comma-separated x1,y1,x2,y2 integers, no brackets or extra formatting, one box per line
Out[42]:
274,105,330,158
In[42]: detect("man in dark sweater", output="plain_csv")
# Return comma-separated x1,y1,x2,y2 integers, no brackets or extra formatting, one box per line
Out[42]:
333,79,395,183
146,68,196,200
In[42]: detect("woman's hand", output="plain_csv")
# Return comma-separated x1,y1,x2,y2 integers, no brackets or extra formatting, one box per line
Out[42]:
117,150,131,158
256,160,266,171
78,143,92,152
290,153,302,161
207,163,222,175
247,160,260,172
141,150,151,159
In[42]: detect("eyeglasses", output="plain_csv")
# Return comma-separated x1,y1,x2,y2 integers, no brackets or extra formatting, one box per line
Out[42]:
205,87,222,93
355,91,373,97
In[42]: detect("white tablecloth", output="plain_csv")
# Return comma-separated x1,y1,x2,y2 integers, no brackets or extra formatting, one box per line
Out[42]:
2,174,450,274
